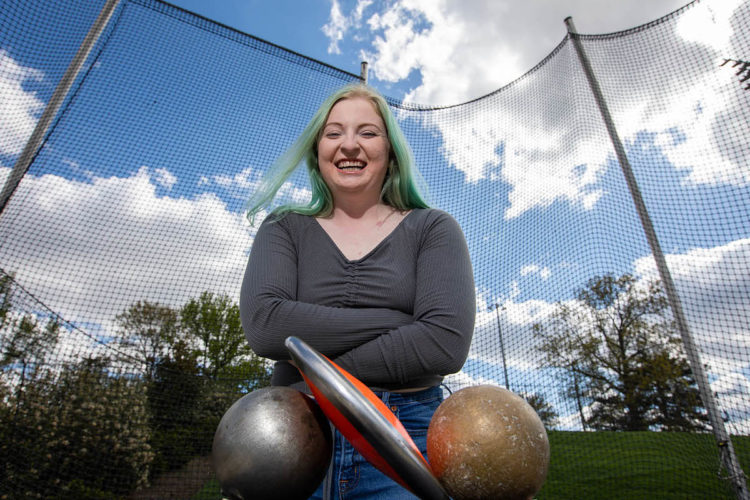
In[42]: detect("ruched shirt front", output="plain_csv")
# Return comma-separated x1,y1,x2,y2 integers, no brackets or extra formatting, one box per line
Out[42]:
240,208,476,392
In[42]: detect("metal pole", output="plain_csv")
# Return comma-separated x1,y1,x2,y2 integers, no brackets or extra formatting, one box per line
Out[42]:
565,16,748,500
494,304,510,390
360,61,369,84
0,0,122,218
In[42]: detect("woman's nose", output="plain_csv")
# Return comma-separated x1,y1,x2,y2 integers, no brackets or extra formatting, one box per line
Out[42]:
340,133,359,153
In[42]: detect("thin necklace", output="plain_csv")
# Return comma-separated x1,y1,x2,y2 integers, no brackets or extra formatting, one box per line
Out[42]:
375,206,396,228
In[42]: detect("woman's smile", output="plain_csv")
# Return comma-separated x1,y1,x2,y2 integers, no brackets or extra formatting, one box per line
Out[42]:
336,159,367,171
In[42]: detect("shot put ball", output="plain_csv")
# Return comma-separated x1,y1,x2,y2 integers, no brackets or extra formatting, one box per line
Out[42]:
427,385,550,500
212,386,332,500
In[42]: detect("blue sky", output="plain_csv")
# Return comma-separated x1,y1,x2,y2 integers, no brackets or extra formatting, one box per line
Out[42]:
1,0,749,431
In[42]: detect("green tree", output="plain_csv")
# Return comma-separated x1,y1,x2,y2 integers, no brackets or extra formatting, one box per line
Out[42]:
180,291,270,443
144,335,203,476
523,392,559,430
0,273,60,387
115,301,180,380
534,274,707,431
1,313,60,387
180,292,254,379
0,272,13,327
143,292,269,479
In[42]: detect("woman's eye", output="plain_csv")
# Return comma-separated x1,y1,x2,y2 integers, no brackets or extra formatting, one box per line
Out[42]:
325,131,342,138
361,131,378,137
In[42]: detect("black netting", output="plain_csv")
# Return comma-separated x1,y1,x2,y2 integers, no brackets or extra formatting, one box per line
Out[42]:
1,0,748,498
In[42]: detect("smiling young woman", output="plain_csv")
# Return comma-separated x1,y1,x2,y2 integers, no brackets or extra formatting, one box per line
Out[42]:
240,84,476,499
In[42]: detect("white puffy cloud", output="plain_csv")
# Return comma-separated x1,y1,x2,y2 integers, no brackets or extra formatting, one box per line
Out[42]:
405,74,609,217
210,166,260,191
611,0,750,188
322,0,374,54
712,371,750,433
350,0,686,106
648,76,750,187
634,238,750,374
0,50,44,156
206,166,312,205
0,165,255,333
329,0,748,219
322,0,347,54
152,167,177,190
521,264,551,280
442,360,497,392
676,0,740,52
468,298,558,374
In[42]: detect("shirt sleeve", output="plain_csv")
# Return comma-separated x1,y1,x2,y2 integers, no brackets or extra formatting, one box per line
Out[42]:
332,211,476,388
240,214,414,360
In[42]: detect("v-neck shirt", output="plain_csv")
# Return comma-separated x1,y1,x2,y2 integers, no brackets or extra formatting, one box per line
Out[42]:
313,209,410,263
240,208,476,391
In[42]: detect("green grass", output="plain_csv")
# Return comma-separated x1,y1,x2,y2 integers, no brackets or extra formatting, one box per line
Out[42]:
191,479,220,500
538,431,749,499
189,432,750,499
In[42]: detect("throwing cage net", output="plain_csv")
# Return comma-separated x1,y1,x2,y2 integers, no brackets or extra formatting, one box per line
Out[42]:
0,0,748,498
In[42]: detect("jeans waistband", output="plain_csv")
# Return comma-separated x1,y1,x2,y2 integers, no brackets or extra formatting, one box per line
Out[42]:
371,385,443,405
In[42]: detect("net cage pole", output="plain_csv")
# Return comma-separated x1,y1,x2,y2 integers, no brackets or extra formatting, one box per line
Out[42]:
360,61,369,84
565,16,748,499
0,0,123,218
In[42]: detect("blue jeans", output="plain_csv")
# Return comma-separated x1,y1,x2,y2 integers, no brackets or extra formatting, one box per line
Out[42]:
309,386,444,500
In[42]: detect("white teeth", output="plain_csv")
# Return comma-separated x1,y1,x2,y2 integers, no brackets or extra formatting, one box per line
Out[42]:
337,160,365,169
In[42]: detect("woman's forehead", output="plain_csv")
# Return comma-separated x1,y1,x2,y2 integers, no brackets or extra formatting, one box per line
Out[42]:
326,97,384,125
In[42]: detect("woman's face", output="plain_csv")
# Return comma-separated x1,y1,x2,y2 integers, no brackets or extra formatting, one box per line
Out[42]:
317,96,391,202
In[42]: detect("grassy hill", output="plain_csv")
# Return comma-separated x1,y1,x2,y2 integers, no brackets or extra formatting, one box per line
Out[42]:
191,431,749,499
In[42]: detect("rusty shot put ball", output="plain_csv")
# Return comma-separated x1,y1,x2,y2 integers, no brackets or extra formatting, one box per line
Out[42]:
212,386,332,500
427,385,550,500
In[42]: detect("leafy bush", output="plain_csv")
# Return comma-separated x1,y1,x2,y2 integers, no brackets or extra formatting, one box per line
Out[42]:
0,357,153,499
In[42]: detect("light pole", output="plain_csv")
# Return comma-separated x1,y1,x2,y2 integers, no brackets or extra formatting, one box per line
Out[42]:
494,304,510,390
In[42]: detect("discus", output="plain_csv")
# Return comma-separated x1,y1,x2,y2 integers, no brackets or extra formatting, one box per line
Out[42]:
284,336,448,500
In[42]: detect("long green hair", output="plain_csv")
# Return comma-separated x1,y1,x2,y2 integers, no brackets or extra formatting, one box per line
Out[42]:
246,84,430,222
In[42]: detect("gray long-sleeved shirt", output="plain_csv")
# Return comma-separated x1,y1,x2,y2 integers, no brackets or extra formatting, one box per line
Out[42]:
240,208,475,391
